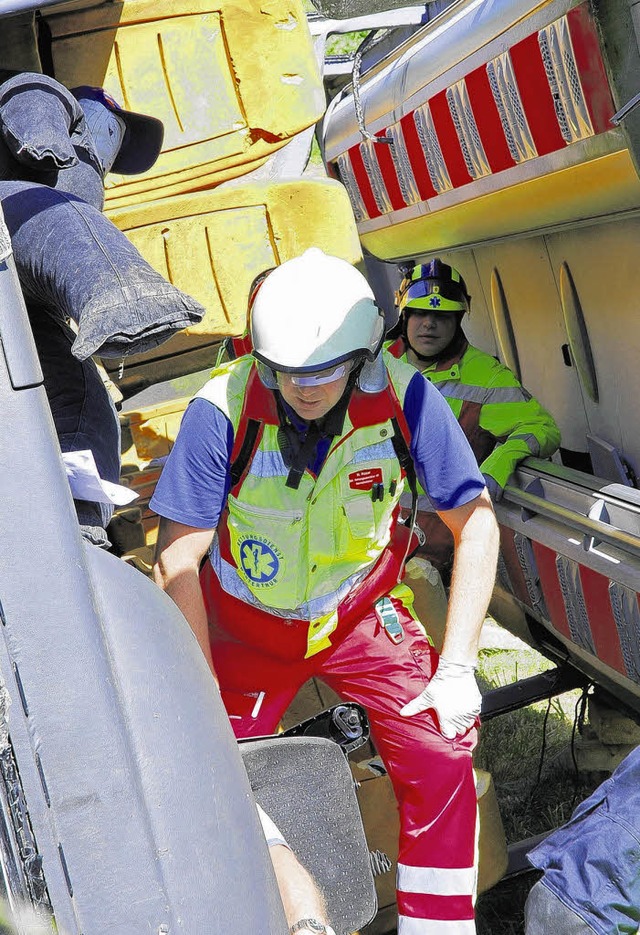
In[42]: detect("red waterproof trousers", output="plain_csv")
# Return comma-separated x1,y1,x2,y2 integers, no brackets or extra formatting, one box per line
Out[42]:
201,563,478,934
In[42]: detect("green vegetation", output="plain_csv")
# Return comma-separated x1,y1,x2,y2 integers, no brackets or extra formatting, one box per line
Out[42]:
309,134,325,169
474,645,597,935
326,30,369,57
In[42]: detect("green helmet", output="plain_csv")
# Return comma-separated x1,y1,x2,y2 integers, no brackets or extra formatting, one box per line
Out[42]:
395,258,470,315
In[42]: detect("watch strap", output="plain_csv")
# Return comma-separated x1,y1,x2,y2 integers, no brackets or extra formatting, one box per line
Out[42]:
289,919,335,935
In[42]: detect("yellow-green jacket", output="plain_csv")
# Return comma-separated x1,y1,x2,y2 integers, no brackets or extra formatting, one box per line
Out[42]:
388,337,560,488
388,336,560,573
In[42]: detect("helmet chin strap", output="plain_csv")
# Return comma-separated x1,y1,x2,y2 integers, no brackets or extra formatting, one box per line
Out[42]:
406,338,437,364
275,369,359,489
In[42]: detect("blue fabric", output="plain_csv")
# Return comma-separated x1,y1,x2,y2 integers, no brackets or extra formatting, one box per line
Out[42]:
28,303,121,544
0,73,198,543
1,180,205,360
151,398,234,529
525,880,594,934
150,369,485,530
404,369,485,511
528,745,640,935
0,71,105,211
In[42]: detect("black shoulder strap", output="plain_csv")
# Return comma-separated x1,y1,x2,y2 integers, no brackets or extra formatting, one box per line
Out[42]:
229,418,261,490
390,416,421,561
390,417,417,500
227,365,279,495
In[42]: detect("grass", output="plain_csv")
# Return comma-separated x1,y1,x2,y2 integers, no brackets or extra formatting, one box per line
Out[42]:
474,645,598,934
326,30,370,57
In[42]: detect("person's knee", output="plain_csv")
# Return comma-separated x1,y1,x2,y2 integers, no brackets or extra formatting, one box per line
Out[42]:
525,881,594,935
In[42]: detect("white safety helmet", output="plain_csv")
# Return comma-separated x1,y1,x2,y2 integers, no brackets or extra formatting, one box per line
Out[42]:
250,249,386,390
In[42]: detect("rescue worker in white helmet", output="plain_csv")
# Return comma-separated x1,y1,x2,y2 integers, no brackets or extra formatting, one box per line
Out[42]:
151,248,499,935
388,258,560,583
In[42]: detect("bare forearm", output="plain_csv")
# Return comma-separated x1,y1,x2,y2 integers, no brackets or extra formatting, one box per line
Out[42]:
440,496,500,665
269,844,328,927
155,563,216,676
153,519,217,679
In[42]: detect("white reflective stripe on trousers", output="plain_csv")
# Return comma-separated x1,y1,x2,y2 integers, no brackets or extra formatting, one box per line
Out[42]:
398,916,476,934
397,862,476,896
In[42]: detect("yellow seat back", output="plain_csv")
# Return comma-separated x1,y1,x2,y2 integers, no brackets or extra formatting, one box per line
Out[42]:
44,0,325,208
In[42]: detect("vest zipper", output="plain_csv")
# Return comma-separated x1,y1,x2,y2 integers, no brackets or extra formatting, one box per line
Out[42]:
228,497,304,523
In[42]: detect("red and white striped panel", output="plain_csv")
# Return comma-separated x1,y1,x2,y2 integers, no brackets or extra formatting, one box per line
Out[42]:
531,541,640,680
332,2,615,222
500,528,640,685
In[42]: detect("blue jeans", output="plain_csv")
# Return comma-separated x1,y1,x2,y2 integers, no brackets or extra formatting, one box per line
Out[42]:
2,180,204,361
28,302,121,547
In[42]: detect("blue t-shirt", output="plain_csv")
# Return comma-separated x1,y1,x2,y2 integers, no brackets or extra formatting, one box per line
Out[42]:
150,369,485,529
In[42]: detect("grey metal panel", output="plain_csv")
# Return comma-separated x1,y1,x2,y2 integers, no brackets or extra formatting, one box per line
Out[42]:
609,582,640,684
545,216,640,478
472,240,590,453
494,459,640,711
602,0,640,176
0,226,287,933
555,555,596,655
0,258,43,389
496,551,514,597
241,736,377,935
513,533,548,620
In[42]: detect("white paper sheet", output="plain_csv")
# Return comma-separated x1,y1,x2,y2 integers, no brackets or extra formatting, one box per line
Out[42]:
62,450,138,506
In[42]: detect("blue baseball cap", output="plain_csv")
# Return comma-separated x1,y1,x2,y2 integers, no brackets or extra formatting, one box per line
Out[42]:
71,86,164,175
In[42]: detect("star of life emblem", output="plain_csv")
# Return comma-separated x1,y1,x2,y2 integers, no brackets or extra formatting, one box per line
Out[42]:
239,537,282,585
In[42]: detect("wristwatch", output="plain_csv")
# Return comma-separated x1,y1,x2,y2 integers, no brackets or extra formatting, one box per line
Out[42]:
289,920,336,935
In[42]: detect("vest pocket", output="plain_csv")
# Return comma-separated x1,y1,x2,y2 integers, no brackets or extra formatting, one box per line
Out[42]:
228,497,303,525
342,494,376,539
226,495,304,604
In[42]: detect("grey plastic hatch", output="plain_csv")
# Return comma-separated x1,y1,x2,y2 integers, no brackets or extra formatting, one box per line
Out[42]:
0,201,288,933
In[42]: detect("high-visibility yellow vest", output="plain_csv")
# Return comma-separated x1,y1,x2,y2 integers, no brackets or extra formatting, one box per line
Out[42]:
197,353,416,621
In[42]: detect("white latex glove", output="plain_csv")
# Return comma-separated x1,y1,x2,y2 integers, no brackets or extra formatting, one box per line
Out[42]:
400,658,481,739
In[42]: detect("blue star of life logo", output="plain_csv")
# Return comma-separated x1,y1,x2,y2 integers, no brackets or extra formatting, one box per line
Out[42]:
240,538,280,583
429,295,441,308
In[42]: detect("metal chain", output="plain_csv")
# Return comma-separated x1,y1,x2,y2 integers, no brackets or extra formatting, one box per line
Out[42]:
352,29,393,143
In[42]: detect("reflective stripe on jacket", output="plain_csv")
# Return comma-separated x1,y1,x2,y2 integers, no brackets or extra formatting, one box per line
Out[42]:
387,337,560,488
196,353,416,620
387,336,560,574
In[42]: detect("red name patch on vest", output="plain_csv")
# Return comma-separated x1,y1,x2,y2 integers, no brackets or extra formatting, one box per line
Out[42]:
348,468,383,490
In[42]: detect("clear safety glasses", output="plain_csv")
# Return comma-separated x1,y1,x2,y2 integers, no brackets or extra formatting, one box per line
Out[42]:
286,362,350,387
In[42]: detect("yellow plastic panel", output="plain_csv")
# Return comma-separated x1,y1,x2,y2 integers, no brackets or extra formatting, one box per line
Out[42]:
559,262,598,403
489,267,521,382
44,0,325,205
546,216,640,474
121,396,191,467
472,238,590,452
124,204,275,343
105,177,362,394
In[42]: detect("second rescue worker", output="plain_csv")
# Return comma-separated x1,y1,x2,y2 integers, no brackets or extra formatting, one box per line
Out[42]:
151,249,500,935
388,259,560,581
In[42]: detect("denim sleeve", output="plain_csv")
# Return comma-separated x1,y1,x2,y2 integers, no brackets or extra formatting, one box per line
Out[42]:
404,371,485,511
149,398,234,529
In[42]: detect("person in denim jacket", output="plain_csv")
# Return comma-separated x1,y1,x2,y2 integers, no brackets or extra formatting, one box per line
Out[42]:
0,73,201,545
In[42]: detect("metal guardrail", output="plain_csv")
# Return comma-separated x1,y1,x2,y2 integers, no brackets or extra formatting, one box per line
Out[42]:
504,485,640,557
307,6,428,35
501,458,640,560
